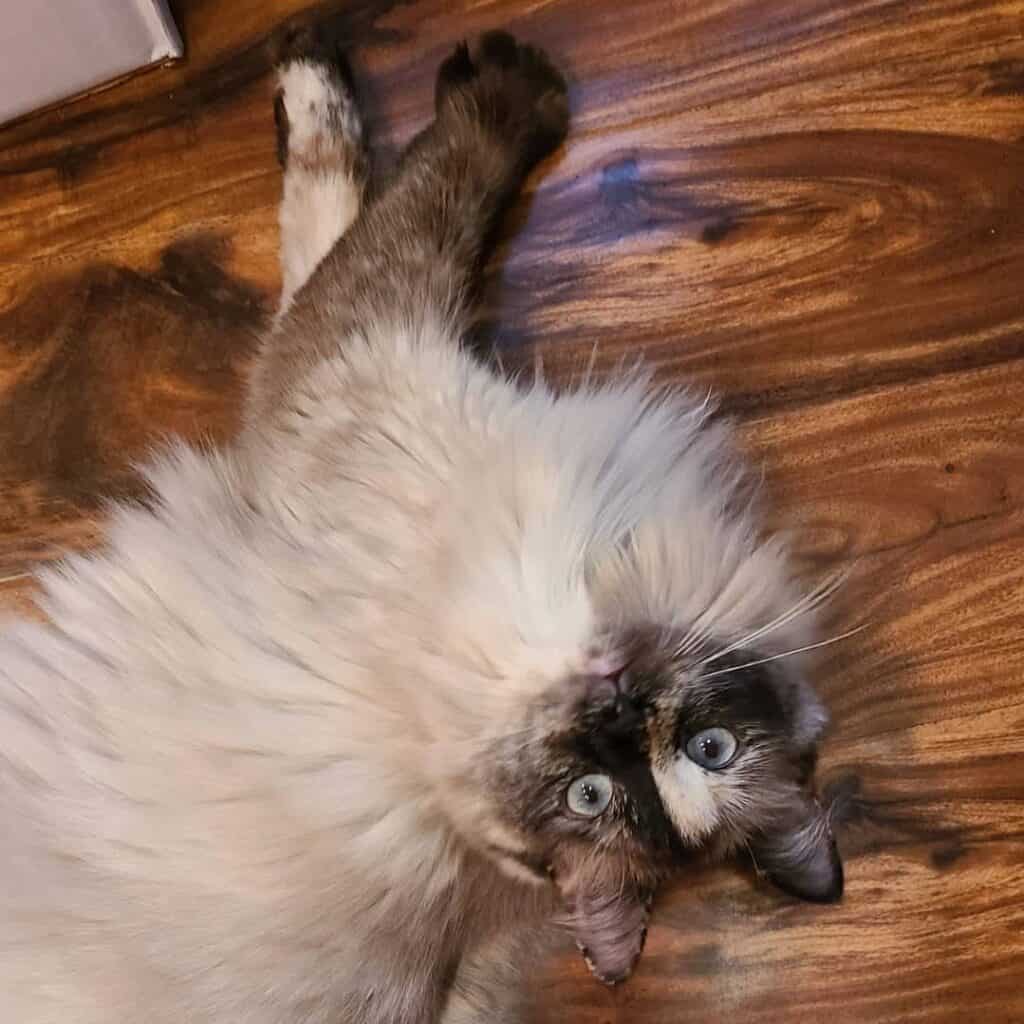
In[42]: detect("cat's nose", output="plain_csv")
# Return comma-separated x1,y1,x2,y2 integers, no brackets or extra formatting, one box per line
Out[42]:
581,670,623,706
579,670,644,735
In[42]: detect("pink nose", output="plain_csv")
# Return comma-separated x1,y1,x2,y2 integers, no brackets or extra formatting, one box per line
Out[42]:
580,657,631,699
584,650,628,679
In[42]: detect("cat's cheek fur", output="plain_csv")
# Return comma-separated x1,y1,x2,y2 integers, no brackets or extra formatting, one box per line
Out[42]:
652,756,721,844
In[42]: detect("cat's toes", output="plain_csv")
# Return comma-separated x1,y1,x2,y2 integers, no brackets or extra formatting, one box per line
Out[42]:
436,31,569,166
273,21,365,176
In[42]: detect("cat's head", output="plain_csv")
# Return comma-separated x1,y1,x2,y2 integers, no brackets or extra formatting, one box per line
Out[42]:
419,382,842,982
481,626,841,985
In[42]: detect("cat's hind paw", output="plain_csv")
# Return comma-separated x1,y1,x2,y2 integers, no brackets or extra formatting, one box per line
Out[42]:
272,20,369,314
273,22,366,178
435,31,570,167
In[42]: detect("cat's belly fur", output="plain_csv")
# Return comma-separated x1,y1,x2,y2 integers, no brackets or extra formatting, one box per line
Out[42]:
0,333,563,1022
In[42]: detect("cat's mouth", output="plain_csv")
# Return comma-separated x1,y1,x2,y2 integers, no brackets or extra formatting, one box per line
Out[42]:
569,888,652,986
553,860,655,986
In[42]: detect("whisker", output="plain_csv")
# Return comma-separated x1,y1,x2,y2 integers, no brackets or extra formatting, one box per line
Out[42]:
697,567,852,667
698,623,869,680
674,499,856,665
673,617,714,659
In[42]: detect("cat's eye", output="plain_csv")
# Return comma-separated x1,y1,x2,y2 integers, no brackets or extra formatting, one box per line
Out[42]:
685,727,738,770
566,774,614,818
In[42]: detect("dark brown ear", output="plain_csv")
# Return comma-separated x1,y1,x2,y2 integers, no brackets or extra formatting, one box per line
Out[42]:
766,666,831,750
556,863,654,986
749,796,843,903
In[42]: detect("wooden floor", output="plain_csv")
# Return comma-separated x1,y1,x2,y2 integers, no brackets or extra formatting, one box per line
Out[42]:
2,1,1023,1020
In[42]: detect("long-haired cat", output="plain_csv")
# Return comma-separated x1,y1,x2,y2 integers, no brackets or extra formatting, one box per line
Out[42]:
0,27,842,1024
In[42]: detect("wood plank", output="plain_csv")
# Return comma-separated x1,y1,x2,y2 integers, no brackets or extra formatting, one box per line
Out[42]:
1,0,1022,1019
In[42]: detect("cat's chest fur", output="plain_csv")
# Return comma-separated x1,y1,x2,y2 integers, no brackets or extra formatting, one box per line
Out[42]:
0,415,548,1023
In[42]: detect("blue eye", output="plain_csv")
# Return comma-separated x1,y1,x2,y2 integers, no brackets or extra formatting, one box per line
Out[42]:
566,774,613,817
685,727,738,770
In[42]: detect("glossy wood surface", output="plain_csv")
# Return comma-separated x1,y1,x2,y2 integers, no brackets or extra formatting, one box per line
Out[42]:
2,1,1023,1020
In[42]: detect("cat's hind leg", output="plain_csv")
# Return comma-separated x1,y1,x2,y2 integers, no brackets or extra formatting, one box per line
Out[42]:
248,31,568,423
273,24,368,316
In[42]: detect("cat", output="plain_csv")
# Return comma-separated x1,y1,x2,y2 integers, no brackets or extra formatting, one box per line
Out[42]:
0,26,842,1024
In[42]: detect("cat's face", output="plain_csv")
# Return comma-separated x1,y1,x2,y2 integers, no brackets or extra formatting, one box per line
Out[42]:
484,627,842,984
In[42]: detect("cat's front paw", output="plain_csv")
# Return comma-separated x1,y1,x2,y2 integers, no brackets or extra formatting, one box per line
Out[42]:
436,31,569,167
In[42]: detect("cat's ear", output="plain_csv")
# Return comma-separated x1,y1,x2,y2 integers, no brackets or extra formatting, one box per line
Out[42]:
749,795,843,903
767,667,831,750
554,856,654,986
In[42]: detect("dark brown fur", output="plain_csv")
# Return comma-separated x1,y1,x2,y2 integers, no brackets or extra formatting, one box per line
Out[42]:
250,31,569,421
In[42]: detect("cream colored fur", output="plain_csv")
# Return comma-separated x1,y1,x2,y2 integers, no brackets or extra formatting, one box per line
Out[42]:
0,46,812,1024
0,326,808,1022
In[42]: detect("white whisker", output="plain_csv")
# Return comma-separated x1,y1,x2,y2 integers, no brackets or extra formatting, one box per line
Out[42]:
673,617,715,659
698,623,869,680
697,567,851,667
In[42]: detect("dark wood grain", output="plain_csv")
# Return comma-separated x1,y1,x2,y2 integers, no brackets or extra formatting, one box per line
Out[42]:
1,1,1023,1020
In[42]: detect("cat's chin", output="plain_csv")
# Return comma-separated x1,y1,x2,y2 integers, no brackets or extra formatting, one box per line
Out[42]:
554,865,657,987
566,890,653,986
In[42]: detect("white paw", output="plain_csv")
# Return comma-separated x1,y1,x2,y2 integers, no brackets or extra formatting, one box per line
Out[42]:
276,60,362,168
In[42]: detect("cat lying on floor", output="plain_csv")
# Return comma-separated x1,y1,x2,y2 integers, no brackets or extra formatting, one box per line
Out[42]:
0,25,841,1024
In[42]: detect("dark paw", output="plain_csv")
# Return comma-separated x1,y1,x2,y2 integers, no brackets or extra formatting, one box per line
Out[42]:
436,31,570,166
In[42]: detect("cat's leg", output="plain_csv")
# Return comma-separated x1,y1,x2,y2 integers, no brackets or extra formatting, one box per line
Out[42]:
250,31,569,418
273,23,369,317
